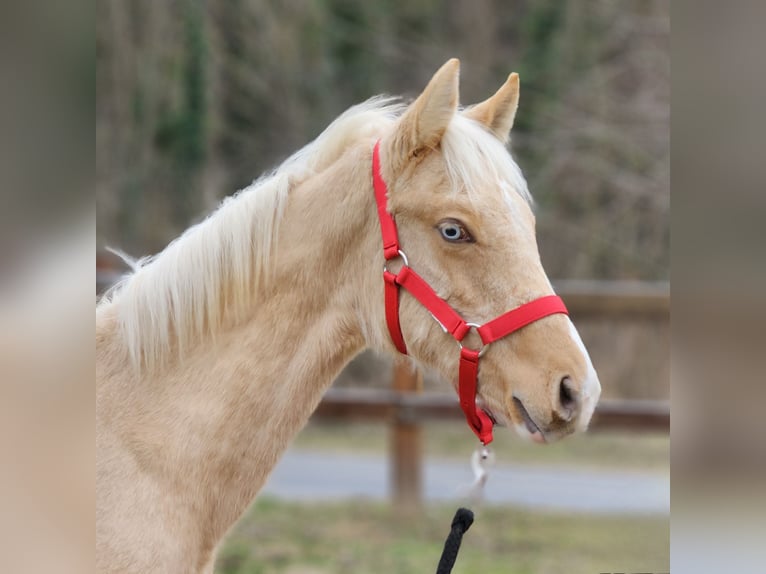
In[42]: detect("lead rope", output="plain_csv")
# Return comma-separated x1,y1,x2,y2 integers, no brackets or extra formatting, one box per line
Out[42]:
434,445,494,573
435,508,474,574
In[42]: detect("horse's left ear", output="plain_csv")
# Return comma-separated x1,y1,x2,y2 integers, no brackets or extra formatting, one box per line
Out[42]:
464,72,520,143
386,58,460,174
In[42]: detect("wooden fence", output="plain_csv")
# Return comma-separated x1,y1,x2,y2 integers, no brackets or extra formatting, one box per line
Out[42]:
314,382,669,506
97,268,669,506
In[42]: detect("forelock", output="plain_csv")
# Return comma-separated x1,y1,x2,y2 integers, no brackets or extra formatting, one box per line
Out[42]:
440,114,532,206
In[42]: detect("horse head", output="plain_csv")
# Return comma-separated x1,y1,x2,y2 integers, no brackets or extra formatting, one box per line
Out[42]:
375,59,601,443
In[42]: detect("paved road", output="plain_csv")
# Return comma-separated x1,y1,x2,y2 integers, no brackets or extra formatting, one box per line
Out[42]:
261,449,669,515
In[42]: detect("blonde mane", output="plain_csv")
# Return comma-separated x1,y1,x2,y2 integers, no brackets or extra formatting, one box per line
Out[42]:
99,98,531,371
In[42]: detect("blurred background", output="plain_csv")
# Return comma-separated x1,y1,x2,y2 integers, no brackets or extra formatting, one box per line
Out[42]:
96,1,669,572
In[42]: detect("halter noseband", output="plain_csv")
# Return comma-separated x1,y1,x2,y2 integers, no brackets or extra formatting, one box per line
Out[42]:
372,140,569,445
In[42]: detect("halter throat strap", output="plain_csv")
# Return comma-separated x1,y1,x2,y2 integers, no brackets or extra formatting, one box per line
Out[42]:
372,140,568,445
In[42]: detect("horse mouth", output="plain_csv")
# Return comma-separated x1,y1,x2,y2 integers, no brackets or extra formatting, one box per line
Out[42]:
512,397,546,443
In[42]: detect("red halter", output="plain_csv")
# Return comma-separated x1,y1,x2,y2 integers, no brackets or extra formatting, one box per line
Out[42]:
372,141,569,445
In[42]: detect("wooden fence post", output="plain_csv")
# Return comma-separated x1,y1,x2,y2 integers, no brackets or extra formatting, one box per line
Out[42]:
390,358,423,509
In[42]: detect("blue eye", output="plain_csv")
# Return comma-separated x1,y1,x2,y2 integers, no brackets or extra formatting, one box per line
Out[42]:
437,220,473,243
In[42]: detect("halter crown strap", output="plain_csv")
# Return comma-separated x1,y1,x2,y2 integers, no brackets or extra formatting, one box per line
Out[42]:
372,141,401,261
372,140,568,445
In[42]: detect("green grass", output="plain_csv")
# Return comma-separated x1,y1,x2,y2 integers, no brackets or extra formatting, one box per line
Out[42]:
218,423,668,572
293,421,669,473
218,498,669,574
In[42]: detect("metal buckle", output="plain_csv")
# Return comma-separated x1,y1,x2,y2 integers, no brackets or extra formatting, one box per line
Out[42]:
457,323,489,357
383,249,409,273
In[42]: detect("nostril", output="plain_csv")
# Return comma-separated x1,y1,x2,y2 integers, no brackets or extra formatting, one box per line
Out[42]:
558,376,578,414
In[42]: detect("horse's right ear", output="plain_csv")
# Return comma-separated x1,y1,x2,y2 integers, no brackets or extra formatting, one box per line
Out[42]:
463,72,520,143
385,59,460,173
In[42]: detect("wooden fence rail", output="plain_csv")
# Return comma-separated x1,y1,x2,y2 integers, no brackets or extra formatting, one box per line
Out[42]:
312,388,670,432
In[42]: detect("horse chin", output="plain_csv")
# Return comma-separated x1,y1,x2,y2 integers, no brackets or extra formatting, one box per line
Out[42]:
514,423,547,444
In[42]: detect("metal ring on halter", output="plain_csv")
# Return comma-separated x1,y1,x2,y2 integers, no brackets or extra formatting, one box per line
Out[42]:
383,249,409,272
457,322,489,357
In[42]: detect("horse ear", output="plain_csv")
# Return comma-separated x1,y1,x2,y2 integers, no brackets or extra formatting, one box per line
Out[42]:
387,58,460,171
464,72,520,143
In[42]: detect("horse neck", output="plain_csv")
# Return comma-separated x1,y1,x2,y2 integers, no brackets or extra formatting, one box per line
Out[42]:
99,142,383,549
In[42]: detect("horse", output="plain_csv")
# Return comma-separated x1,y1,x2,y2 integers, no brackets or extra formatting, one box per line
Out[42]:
96,58,601,573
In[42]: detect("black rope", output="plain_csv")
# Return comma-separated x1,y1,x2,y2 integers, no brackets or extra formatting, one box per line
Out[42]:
435,507,474,574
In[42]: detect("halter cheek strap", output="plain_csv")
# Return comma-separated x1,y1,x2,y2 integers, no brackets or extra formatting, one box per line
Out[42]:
372,140,568,445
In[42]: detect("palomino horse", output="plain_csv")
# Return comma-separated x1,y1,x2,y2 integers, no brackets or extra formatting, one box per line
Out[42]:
97,59,600,573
